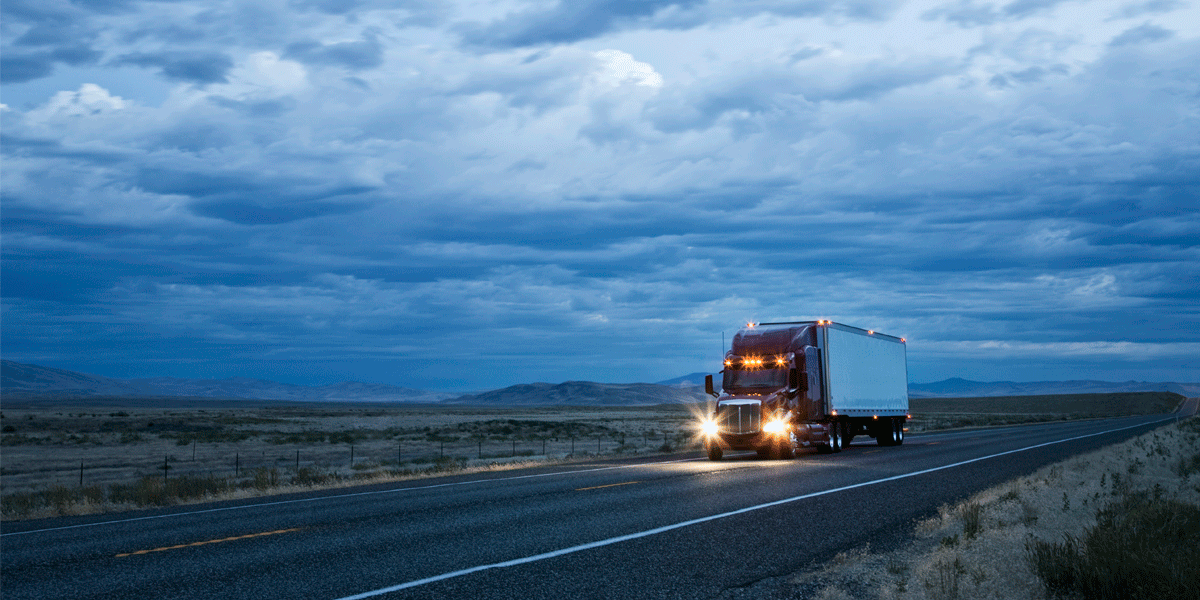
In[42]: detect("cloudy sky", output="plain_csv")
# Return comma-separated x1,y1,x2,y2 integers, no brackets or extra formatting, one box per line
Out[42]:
2,0,1198,391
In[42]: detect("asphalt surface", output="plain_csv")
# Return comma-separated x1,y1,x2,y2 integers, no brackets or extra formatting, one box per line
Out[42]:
1,412,1184,600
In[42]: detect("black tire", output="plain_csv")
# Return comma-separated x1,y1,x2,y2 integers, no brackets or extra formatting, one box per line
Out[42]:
780,432,797,459
707,444,723,461
895,418,905,445
830,421,843,453
877,420,895,446
756,447,771,459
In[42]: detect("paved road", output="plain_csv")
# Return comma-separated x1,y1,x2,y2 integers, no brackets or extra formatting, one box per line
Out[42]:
1,413,1183,600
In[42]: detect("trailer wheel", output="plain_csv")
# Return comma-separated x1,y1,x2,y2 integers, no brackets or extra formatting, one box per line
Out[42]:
895,419,905,445
707,444,723,461
830,421,843,453
877,420,895,446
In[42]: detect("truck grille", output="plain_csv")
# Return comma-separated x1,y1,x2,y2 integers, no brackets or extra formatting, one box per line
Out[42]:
718,403,761,434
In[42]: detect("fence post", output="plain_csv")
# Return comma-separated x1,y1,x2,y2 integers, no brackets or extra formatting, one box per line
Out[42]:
80,461,84,487
163,455,169,484
350,444,355,466
296,449,300,472
478,440,482,459
512,440,516,457
236,452,239,477
542,439,546,455
597,436,601,453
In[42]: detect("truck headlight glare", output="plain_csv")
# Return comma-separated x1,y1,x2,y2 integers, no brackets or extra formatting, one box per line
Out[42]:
701,420,718,437
763,419,787,435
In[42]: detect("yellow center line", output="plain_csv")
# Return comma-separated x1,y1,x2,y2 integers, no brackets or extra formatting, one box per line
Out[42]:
575,480,640,492
116,527,302,558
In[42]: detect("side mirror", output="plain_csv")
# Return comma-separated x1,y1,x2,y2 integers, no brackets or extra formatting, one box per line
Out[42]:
705,374,717,397
790,368,807,393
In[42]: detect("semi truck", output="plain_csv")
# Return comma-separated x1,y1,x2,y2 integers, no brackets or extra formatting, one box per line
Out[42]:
701,321,908,460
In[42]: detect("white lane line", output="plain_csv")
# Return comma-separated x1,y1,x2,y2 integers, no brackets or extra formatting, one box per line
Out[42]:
332,415,1175,600
1,457,707,537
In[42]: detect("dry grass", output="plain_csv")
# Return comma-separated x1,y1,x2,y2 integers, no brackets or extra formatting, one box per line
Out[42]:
0,393,1182,522
777,415,1200,600
0,402,703,520
906,392,1182,433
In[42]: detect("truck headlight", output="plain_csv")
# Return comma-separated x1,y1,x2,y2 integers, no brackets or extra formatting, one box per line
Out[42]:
763,419,787,435
701,419,719,437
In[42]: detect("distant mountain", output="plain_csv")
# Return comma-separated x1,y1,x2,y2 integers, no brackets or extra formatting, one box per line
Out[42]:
1,361,144,397
445,381,709,406
0,360,450,403
908,378,1200,398
655,372,714,388
7,360,1195,406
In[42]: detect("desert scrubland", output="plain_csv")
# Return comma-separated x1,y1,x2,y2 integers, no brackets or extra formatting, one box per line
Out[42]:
0,392,1185,521
751,413,1199,600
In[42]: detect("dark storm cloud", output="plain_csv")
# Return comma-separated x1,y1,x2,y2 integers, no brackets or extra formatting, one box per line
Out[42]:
114,51,234,83
1109,22,1174,46
922,1,1000,27
460,0,702,47
647,58,956,132
1002,0,1071,17
131,167,379,225
0,0,109,82
0,53,56,83
459,0,903,48
285,35,384,69
1115,0,1182,18
1,44,103,82
1,36,103,82
288,0,447,24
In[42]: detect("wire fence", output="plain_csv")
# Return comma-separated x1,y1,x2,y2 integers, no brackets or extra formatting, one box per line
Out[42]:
3,431,695,495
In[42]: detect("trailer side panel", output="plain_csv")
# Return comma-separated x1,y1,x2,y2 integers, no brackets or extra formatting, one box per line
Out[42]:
822,325,908,416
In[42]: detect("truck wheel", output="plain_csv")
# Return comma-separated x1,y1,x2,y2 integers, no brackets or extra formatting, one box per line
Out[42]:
707,444,723,461
782,432,798,459
830,422,843,453
894,419,905,445
877,420,895,446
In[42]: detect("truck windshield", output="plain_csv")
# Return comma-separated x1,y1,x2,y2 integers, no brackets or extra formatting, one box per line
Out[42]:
723,368,787,392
